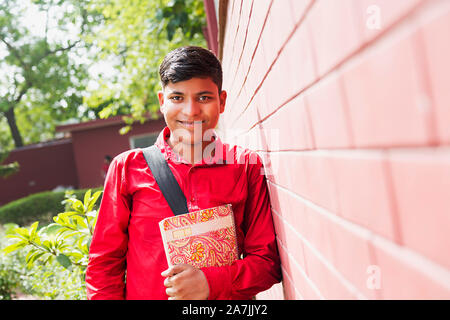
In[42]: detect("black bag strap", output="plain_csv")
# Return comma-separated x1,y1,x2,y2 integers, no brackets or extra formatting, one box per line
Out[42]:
142,145,188,216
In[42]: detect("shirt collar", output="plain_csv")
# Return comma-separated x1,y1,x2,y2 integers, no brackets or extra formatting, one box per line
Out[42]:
154,126,225,166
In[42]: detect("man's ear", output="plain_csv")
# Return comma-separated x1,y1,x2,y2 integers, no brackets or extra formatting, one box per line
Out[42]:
158,91,165,112
219,90,227,114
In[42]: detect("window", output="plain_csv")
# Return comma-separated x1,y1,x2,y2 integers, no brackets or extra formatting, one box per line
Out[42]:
129,133,158,149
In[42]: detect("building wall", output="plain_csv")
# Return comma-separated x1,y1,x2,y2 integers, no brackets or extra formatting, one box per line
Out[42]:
218,0,450,299
0,139,78,206
72,118,166,189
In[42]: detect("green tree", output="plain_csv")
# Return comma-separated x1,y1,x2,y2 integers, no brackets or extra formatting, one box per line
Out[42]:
0,0,101,148
84,0,207,133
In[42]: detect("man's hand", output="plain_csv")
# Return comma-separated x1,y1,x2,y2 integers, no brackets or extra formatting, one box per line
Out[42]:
161,264,210,300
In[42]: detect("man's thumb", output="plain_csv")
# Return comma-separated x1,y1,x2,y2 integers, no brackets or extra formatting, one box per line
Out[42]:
161,264,187,277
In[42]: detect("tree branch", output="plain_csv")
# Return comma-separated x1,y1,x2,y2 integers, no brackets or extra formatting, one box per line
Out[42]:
45,40,81,56
0,36,28,70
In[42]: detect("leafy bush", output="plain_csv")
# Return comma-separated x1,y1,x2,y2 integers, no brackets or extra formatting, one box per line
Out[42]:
0,187,102,226
0,225,22,300
1,189,102,299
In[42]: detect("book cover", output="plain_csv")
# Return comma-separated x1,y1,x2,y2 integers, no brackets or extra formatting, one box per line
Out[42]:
159,204,239,268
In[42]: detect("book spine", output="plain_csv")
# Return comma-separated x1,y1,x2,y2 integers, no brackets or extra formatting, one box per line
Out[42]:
159,220,173,267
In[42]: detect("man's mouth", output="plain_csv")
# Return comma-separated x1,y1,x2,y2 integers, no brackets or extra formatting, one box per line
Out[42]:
177,120,205,128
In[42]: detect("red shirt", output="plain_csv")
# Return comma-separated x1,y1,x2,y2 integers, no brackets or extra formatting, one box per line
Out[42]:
85,126,281,300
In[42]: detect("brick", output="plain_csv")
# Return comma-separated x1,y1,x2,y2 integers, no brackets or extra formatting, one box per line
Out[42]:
288,0,312,24
259,22,317,118
420,6,450,143
271,181,377,298
370,236,450,299
268,181,307,237
353,0,425,43
277,185,377,298
341,30,432,148
280,268,298,300
330,151,398,242
277,237,321,299
264,152,338,213
305,73,352,149
241,125,265,151
259,0,297,70
264,152,309,201
306,204,378,299
242,44,268,106
226,0,244,70
259,94,315,151
301,153,339,214
387,148,450,269
273,205,308,272
302,239,360,299
246,0,271,53
307,0,362,76
228,0,253,82
221,0,242,71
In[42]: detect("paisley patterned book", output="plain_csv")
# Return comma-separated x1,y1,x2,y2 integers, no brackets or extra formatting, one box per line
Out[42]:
159,204,239,268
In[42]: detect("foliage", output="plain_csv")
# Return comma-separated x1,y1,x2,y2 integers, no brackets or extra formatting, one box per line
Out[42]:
0,187,102,226
0,151,19,178
1,189,102,299
0,225,88,299
0,0,102,149
155,0,206,41
0,224,22,299
83,0,207,133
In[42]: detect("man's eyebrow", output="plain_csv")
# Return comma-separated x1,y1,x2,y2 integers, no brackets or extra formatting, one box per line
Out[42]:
196,91,215,95
168,90,184,95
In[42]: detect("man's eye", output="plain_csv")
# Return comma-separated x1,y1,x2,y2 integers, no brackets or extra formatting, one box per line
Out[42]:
199,96,212,102
170,96,183,101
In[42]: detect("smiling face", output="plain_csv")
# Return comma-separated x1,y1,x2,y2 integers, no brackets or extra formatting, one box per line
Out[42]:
158,77,227,149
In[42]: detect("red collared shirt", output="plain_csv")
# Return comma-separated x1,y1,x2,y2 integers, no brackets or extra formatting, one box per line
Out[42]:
85,126,281,300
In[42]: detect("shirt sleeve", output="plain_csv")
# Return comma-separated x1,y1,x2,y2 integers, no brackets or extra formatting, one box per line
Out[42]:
85,157,131,300
201,153,282,299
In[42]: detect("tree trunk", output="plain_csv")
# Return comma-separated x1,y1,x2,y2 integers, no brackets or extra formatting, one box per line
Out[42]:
4,106,24,148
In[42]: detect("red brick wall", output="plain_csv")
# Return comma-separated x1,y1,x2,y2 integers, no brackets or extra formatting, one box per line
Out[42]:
218,0,450,299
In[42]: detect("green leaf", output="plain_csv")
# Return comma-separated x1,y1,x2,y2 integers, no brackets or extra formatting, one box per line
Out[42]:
2,240,28,254
14,227,30,239
56,253,72,269
42,223,62,235
26,249,45,267
83,189,92,207
29,221,39,238
41,240,53,253
87,190,102,212
28,251,46,267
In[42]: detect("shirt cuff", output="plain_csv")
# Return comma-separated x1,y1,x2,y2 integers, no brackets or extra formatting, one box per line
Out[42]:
201,266,231,300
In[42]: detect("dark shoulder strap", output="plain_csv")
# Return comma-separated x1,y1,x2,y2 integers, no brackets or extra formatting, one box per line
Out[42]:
142,145,188,216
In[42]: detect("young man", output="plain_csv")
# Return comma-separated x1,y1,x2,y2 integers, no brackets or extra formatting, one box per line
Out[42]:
85,46,281,300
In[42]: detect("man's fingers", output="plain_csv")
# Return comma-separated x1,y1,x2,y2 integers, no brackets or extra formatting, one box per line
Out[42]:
164,275,178,288
166,286,184,299
161,264,188,278
164,276,171,287
161,267,173,278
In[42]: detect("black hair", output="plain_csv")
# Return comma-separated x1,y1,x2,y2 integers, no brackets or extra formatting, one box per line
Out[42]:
159,46,223,92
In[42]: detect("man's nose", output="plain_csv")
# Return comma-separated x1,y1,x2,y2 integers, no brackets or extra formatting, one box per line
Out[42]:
182,98,201,116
